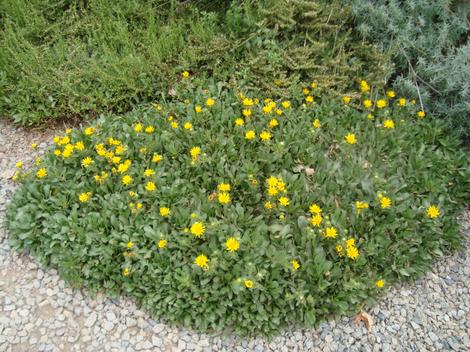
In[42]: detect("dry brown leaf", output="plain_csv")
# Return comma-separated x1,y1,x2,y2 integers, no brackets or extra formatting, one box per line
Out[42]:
294,164,304,173
305,167,314,176
355,311,373,332
168,87,177,97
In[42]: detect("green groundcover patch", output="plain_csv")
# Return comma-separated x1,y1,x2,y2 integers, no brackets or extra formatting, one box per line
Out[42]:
6,77,469,335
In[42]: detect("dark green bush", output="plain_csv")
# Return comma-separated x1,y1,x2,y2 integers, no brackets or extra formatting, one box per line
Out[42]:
0,0,390,124
348,0,470,139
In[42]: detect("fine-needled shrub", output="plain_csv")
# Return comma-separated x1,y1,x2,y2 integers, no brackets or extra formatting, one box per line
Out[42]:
0,0,391,125
6,76,469,335
347,0,470,139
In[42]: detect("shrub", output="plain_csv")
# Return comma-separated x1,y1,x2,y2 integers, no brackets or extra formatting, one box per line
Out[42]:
0,0,390,125
348,0,470,139
6,77,469,335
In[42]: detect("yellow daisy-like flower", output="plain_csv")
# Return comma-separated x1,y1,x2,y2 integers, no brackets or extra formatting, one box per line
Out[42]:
303,88,310,95
160,207,170,217
190,222,205,238
182,122,192,130
144,169,154,177
336,244,343,256
363,99,372,108
324,227,338,238
122,268,130,276
242,98,254,106
218,192,231,204
195,105,202,113
36,168,47,178
182,70,190,78
309,203,322,214
218,183,231,192
342,96,351,104
279,196,289,207
242,109,252,117
31,143,37,149
355,201,369,214
170,121,179,129
225,237,240,252
122,175,133,186
206,98,215,107
305,95,314,103
145,181,156,192
158,239,167,249
152,154,163,163
264,201,275,210
35,157,41,166
244,279,254,288
345,133,357,145
129,191,137,197
383,119,395,129
267,176,278,187
426,205,440,219
268,119,279,128
386,90,396,98
15,162,23,168
81,157,94,167
145,126,155,134
359,80,370,92
345,238,355,247
127,241,134,249
398,98,406,106
235,118,244,126
312,119,321,129
310,214,323,227
417,110,426,118
84,127,95,136
78,192,92,203
346,245,359,260
376,279,385,288
379,196,391,209
190,147,201,158
268,187,279,196
262,105,273,114
194,254,209,269
245,130,256,140
291,260,300,271
75,141,85,151
376,99,387,109
260,131,271,141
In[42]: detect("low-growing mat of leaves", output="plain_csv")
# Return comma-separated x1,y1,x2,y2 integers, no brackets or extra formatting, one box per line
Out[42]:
6,77,469,335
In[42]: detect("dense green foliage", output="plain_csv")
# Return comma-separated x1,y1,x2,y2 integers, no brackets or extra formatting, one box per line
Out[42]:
348,0,470,139
6,77,469,335
0,0,390,124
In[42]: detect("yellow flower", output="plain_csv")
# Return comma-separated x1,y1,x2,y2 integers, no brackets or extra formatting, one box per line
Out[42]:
426,205,440,219
281,101,291,109
127,241,134,249
355,201,369,214
160,207,170,217
291,260,300,271
184,122,193,130
305,95,314,103
152,154,163,163
363,99,372,108
218,183,231,192
242,98,254,106
144,169,154,177
379,196,391,209
309,203,322,214
182,70,190,78
359,80,370,92
367,114,374,120
75,141,85,151
268,119,279,128
225,237,240,252
383,119,395,129
262,105,273,114
303,88,310,95
15,161,23,168
376,99,387,108
158,239,167,249
36,168,47,178
218,192,231,204
335,244,343,257
386,90,396,98
324,227,338,238
268,187,279,196
190,147,201,158
260,131,271,141
54,149,61,156
245,130,256,140
345,133,357,145
346,245,359,260
136,203,143,209
84,127,95,136
81,157,93,167
345,238,355,247
206,98,215,107
134,123,143,132
264,201,275,210
122,175,133,186
170,121,179,129
145,126,155,133
311,82,317,89
279,196,289,207
267,176,278,187
31,143,37,149
242,109,252,117
342,96,351,104
417,110,426,118
129,191,137,197
312,119,321,129
235,118,244,126
398,98,406,107
275,109,283,116
244,280,254,288
79,192,92,203
190,222,205,237
35,157,41,166
145,181,156,192
376,279,385,288
122,268,130,276
276,180,286,192
194,254,209,269
195,105,202,113
111,156,121,164
310,214,323,227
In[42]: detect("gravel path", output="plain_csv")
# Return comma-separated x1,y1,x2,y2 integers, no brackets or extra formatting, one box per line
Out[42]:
0,119,469,352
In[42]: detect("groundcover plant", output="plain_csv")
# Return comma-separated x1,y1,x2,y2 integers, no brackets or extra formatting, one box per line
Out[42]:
6,77,469,335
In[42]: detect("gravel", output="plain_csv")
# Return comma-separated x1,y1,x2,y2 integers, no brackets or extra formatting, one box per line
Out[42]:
1,119,469,352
